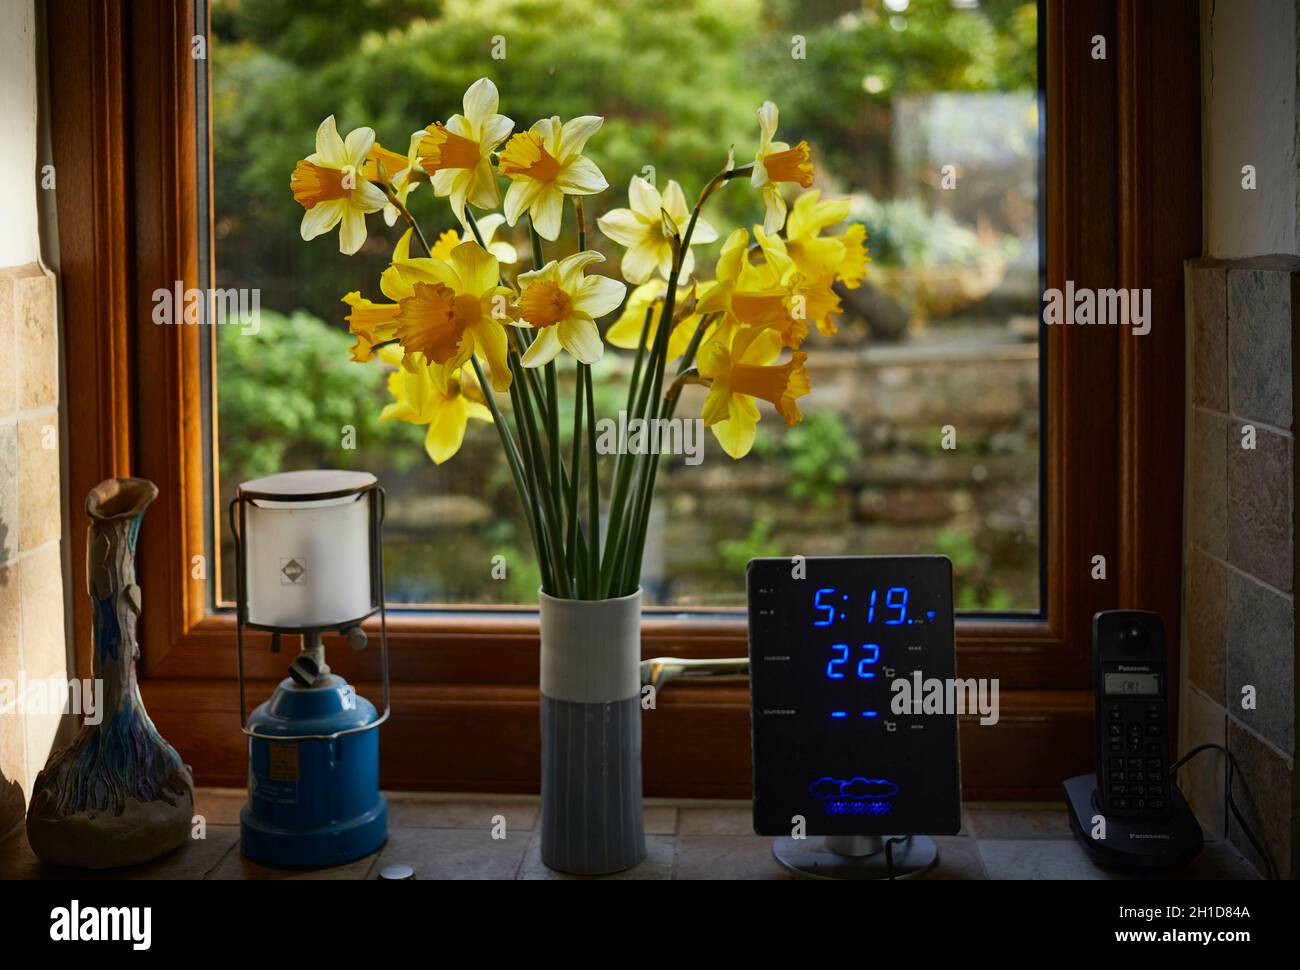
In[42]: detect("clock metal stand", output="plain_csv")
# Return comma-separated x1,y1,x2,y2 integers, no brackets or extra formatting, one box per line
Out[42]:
771,833,939,880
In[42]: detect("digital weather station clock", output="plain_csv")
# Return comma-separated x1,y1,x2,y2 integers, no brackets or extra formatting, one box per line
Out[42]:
747,556,961,879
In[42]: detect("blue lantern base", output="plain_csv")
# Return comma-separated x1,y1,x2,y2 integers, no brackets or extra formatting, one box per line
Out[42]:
240,798,387,869
240,674,388,869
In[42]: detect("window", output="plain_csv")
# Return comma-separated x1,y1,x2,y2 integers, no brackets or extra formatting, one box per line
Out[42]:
50,0,1198,796
207,0,1043,613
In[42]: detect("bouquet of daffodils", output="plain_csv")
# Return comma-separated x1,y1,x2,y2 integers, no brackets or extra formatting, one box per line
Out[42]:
289,78,867,601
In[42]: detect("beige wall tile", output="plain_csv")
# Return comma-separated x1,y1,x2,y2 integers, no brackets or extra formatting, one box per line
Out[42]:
0,559,26,833
19,543,65,684
1178,684,1227,839
1227,719,1295,879
24,709,61,793
12,268,56,412
0,276,14,416
0,422,14,564
17,412,59,551
19,543,66,794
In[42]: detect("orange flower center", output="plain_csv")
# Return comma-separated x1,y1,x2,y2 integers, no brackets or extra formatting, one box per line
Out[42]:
730,290,787,324
418,124,483,174
363,142,410,184
499,131,561,183
290,160,351,209
517,280,573,327
730,353,810,425
394,282,482,364
763,140,814,187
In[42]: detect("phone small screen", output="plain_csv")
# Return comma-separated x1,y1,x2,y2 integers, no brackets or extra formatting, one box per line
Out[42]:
1103,672,1161,696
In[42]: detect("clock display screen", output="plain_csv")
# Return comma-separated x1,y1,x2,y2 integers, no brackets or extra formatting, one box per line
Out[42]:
747,556,961,837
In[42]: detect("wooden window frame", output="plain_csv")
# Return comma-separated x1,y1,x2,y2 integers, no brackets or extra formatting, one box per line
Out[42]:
49,0,1199,797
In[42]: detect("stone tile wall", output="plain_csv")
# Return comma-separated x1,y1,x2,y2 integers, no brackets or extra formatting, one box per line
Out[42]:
0,262,65,837
1180,257,1297,878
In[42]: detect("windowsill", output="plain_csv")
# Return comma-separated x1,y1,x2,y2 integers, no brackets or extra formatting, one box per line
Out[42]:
0,790,1260,880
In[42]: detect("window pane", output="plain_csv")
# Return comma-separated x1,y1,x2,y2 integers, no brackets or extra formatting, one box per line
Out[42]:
209,0,1042,613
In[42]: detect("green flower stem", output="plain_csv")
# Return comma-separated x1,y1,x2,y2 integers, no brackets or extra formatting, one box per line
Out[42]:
462,206,489,250
612,164,747,594
508,351,572,598
575,197,587,253
544,360,563,547
612,260,678,595
528,218,546,271
618,320,717,594
396,198,554,591
583,363,600,599
565,360,584,588
466,205,580,593
599,303,654,593
382,182,434,257
470,357,551,593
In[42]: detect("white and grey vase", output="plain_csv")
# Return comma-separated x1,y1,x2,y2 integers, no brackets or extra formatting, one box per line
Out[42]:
538,588,646,875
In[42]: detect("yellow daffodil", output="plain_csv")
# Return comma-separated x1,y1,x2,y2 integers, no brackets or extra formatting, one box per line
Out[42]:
500,115,608,241
753,225,843,337
290,116,389,254
343,292,399,363
606,279,711,363
783,190,870,289
697,326,811,459
429,213,518,265
751,101,814,235
515,251,626,367
418,78,514,223
377,345,492,464
695,229,808,348
596,176,718,284
390,240,515,392
342,230,451,363
366,131,429,227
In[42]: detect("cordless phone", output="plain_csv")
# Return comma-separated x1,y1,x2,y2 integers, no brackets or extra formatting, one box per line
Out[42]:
1094,610,1171,818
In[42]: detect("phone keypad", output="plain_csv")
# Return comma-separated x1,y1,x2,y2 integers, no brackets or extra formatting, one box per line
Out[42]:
1103,701,1168,815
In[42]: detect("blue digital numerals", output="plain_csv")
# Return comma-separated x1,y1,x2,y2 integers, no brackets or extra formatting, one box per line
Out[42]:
815,586,909,626
827,643,880,680
883,586,908,625
813,588,837,627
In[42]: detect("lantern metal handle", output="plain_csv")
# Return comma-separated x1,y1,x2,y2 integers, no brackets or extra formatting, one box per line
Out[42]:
229,483,391,743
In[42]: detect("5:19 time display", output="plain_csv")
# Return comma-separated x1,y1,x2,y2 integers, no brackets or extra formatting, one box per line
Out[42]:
812,586,911,627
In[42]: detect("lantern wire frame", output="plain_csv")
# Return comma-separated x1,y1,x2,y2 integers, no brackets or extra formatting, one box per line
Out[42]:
228,479,391,742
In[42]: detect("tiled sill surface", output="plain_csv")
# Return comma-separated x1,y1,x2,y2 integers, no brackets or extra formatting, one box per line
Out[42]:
0,790,1260,880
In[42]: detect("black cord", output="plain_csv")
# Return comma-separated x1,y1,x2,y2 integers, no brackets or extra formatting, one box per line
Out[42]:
1171,743,1279,880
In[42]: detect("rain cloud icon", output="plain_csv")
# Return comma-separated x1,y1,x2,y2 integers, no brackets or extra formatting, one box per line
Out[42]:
808,776,899,800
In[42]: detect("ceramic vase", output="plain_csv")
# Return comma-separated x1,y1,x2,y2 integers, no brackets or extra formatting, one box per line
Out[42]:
26,477,194,869
538,588,646,874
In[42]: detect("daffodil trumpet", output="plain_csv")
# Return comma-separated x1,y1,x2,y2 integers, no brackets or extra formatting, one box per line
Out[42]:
297,85,862,601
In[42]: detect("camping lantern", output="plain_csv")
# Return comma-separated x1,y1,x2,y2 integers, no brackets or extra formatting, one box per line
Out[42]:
229,469,390,868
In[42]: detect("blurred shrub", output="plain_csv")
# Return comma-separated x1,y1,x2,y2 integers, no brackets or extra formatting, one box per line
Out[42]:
216,309,420,483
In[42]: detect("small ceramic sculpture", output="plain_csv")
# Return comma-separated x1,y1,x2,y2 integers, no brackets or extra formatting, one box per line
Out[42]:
26,477,194,868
